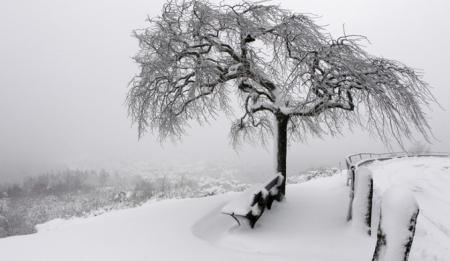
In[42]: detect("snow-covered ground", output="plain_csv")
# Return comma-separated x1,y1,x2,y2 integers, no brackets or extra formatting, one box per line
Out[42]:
0,156,449,261
369,156,450,261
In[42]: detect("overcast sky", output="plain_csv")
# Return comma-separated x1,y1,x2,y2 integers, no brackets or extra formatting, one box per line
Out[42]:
1,0,449,182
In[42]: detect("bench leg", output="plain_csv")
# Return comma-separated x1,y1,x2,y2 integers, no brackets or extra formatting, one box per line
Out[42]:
249,216,258,228
230,214,241,226
266,196,275,210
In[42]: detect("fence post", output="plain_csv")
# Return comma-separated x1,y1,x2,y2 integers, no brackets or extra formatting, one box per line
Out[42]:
345,158,352,186
346,165,356,221
351,167,373,235
372,187,419,261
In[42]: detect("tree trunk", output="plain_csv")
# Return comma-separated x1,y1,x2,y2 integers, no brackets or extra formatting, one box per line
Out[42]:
276,113,289,196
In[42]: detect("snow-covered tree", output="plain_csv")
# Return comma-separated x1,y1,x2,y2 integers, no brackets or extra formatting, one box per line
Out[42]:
127,0,434,195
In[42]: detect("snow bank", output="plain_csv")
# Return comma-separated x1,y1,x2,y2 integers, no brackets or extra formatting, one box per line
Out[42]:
0,173,374,261
372,187,419,261
1,157,449,261
368,156,450,260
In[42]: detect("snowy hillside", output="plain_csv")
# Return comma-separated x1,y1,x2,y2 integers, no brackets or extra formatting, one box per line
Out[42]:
0,157,449,261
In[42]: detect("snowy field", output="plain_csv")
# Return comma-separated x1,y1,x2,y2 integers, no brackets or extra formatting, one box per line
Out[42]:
0,157,449,261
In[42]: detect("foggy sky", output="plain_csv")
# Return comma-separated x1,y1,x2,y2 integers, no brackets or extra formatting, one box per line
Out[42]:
1,0,449,182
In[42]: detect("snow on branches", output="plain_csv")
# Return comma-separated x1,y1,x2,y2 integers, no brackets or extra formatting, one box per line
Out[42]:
128,0,433,147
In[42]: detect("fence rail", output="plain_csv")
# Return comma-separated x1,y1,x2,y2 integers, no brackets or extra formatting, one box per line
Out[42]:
345,151,450,167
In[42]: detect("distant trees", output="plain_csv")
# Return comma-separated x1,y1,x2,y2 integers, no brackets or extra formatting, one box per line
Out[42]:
0,214,8,238
127,0,434,195
5,184,24,198
0,168,250,237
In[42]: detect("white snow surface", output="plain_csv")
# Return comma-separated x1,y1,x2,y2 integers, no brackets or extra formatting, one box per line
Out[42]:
221,184,261,215
0,173,373,261
0,156,449,260
378,186,419,261
368,156,450,261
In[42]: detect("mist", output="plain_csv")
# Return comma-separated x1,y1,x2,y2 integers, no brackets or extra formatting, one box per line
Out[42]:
1,0,449,182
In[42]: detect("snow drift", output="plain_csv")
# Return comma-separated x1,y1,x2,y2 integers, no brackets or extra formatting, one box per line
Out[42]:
0,156,449,261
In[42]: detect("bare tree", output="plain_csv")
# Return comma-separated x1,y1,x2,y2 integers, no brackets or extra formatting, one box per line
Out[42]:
127,0,434,195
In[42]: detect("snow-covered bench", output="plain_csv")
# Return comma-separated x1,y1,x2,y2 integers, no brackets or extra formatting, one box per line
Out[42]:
221,174,284,228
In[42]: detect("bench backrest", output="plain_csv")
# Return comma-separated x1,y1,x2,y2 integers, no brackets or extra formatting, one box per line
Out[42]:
250,175,282,207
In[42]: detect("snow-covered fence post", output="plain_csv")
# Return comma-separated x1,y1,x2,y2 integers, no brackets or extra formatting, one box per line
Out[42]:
346,165,356,221
351,167,374,235
345,158,353,186
372,187,419,261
